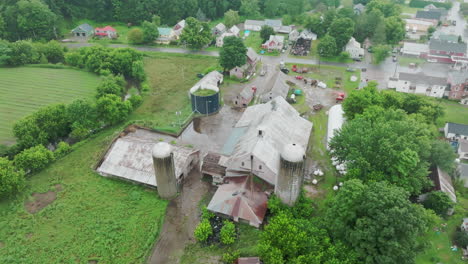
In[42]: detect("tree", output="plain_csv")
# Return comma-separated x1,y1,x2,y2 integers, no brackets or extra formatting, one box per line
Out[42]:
0,157,25,197
152,15,161,26
337,7,355,19
264,0,281,17
16,0,57,40
328,17,355,50
423,191,453,216
141,21,159,44
196,8,207,21
317,35,337,57
305,14,326,37
96,94,132,125
37,40,65,63
366,0,401,17
240,0,260,17
372,21,387,45
224,9,240,28
454,229,468,248
54,141,72,159
0,40,11,65
127,28,144,44
385,16,405,44
372,44,391,64
329,107,434,195
180,17,212,49
260,25,275,43
219,36,247,72
326,180,431,264
0,14,5,39
194,219,212,242
6,40,39,66
430,140,456,173
67,99,98,141
14,145,54,173
220,220,236,245
96,75,126,99
131,60,146,82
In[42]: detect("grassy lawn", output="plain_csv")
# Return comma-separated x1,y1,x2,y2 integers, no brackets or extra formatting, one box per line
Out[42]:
0,128,168,263
68,19,140,44
399,4,421,14
131,52,218,134
243,31,281,56
0,67,101,145
305,39,353,63
437,100,468,126
285,63,361,94
398,56,426,67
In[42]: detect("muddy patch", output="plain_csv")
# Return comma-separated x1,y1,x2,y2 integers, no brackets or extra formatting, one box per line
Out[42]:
25,188,59,214
304,184,324,198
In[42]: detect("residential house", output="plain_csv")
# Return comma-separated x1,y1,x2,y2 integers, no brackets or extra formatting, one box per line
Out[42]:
426,39,467,63
260,73,289,103
262,35,285,51
233,86,257,107
459,163,468,188
216,32,237,47
212,23,226,36
345,37,364,59
458,140,468,160
278,25,293,34
229,25,240,36
229,48,259,78
156,27,175,44
95,26,117,38
401,42,429,57
71,23,94,38
173,19,186,37
265,19,282,32
447,71,468,100
289,29,300,42
429,167,457,204
387,72,447,98
244,20,265,31
209,96,313,227
424,4,437,10
405,19,437,33
444,122,468,140
416,10,442,22
354,3,365,15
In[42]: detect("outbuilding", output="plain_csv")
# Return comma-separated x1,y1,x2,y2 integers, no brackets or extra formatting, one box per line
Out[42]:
190,71,223,115
71,23,94,38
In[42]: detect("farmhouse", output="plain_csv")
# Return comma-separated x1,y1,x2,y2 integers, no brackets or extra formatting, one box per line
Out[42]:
95,26,117,38
229,48,259,79
244,20,265,31
416,10,442,22
212,23,226,36
345,37,364,59
233,86,257,107
96,128,199,187
207,96,313,226
444,122,468,140
173,19,186,37
387,72,447,98
427,39,467,63
156,27,175,44
260,73,289,103
229,25,240,36
262,35,285,51
447,71,468,100
401,42,429,57
71,23,94,37
215,26,241,47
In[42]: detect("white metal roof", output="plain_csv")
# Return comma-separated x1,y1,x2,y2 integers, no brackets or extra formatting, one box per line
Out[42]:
189,71,223,94
327,104,345,148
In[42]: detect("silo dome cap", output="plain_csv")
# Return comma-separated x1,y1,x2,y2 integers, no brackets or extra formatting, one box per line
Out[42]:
152,142,173,158
281,143,305,162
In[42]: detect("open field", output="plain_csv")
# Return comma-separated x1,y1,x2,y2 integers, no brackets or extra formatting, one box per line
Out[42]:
0,128,168,263
0,67,101,145
398,56,426,67
438,100,468,126
131,52,218,133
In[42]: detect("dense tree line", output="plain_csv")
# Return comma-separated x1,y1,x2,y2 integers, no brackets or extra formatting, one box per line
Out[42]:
0,39,65,66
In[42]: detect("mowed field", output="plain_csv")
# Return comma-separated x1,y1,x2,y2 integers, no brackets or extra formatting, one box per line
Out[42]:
0,67,101,145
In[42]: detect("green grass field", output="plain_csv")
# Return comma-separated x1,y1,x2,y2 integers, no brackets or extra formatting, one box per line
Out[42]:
0,67,101,145
438,100,468,126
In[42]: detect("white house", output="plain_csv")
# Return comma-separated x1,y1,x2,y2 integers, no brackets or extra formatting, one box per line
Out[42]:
262,35,284,51
173,19,186,37
387,72,447,98
229,25,240,36
345,37,364,59
212,23,226,36
444,122,468,140
244,20,265,31
401,42,429,57
458,140,468,160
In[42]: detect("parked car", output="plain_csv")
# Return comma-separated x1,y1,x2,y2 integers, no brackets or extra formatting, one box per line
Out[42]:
196,73,204,78
281,68,290,74
392,56,397,62
346,68,356,72
353,58,362,62
295,76,304,80
427,59,437,63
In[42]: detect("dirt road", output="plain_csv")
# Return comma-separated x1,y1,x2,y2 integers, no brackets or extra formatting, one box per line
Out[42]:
147,170,211,264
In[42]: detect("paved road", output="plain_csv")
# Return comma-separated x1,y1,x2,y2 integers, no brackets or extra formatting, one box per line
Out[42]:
434,2,467,42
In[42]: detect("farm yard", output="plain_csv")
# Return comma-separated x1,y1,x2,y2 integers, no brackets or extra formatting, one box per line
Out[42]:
0,67,101,145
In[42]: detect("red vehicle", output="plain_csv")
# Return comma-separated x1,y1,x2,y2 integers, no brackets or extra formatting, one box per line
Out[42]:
336,92,345,102
295,76,304,80
292,65,297,72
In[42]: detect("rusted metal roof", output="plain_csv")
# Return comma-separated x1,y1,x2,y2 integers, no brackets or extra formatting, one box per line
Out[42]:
207,176,269,227
201,152,227,176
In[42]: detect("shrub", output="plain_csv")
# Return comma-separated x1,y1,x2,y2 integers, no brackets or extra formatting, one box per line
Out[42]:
128,28,144,44
222,250,240,264
220,220,236,245
194,219,213,243
422,191,453,216
96,75,126,99
0,157,26,197
129,95,143,109
201,206,215,220
14,145,54,173
54,142,71,159
454,229,468,248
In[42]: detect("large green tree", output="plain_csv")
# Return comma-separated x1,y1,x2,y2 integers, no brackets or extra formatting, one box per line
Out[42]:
423,191,453,216
366,0,401,17
305,14,326,37
224,9,240,28
96,94,133,125
317,34,337,57
430,140,457,173
16,0,57,40
372,44,391,64
141,21,159,44
240,0,260,17
328,17,355,50
385,16,406,44
260,25,275,42
96,75,126,99
219,36,247,72
326,180,431,264
180,17,212,49
329,107,434,194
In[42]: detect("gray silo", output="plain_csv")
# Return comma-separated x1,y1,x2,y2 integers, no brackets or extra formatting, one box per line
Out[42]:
275,143,306,206
152,142,178,199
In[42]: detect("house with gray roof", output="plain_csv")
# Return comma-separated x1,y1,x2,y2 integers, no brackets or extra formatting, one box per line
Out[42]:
260,73,289,103
416,10,442,21
444,122,468,140
447,71,468,100
265,19,282,31
427,39,467,63
458,163,468,188
436,34,459,43
212,23,226,36
71,23,94,37
244,20,265,31
387,72,447,98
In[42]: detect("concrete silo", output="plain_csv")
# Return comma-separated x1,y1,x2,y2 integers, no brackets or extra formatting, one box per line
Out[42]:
275,143,306,206
152,142,178,199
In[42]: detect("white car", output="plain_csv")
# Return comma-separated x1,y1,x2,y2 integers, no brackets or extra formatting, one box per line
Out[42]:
427,59,437,63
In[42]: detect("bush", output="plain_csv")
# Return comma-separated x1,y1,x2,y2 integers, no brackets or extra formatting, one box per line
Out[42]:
201,206,215,220
54,142,71,159
14,145,54,173
454,229,468,248
339,51,350,61
96,75,126,99
129,95,143,108
194,219,213,243
220,220,236,245
222,250,240,264
422,191,453,216
0,157,26,197
128,28,144,44
96,94,133,125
